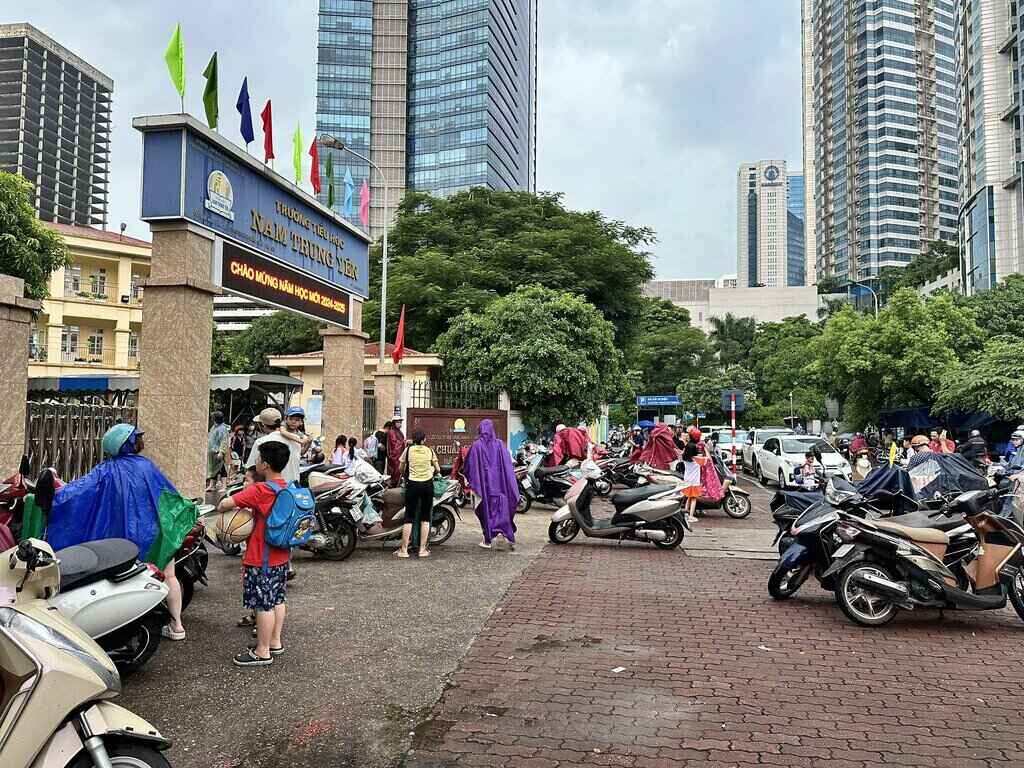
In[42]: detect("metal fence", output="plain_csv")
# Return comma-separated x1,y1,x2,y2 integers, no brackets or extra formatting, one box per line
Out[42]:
25,401,138,479
409,380,499,410
362,388,377,434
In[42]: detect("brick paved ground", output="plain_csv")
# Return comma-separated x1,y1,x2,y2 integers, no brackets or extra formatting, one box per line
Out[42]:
404,543,1024,767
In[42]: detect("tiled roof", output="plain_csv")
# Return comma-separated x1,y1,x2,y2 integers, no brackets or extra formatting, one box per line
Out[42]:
44,222,152,249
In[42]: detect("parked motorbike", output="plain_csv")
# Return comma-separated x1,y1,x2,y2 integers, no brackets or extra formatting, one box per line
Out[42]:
174,513,210,610
0,539,173,768
548,463,689,548
301,473,461,561
638,454,752,519
520,449,582,511
826,486,1024,626
49,538,169,676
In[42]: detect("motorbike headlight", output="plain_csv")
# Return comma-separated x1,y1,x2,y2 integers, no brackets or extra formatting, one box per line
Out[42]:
0,608,120,694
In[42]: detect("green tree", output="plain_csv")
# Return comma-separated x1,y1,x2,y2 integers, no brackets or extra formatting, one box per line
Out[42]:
748,316,827,422
935,337,1024,420
434,285,626,427
676,365,756,421
213,311,323,374
626,298,710,395
878,240,959,301
362,190,655,351
963,273,1024,338
708,313,755,367
0,171,69,298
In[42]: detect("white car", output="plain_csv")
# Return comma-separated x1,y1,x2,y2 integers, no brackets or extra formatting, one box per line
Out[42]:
709,430,745,466
742,427,794,471
754,436,852,488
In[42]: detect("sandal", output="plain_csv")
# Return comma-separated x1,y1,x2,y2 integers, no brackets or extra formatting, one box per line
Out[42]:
233,648,272,667
395,550,410,559
161,626,186,641
418,549,430,558
248,643,285,657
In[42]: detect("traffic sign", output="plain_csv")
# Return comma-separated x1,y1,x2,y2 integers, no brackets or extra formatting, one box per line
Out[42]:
721,389,745,412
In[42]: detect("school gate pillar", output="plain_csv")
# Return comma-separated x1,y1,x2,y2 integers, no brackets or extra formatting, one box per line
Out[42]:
0,275,40,470
137,224,218,498
373,362,404,430
321,326,369,442
134,115,371,498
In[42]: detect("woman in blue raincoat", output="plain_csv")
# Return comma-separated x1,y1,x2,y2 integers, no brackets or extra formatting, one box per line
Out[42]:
47,424,197,642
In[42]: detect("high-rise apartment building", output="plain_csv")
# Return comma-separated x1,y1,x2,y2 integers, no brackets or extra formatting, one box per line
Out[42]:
315,0,537,236
0,23,111,227
800,0,818,285
806,0,959,284
957,0,1024,293
737,161,805,287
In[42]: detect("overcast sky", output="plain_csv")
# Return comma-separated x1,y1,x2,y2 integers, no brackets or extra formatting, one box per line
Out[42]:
9,1,801,279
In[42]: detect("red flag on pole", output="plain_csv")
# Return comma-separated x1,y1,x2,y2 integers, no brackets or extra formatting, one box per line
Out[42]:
260,100,274,162
308,136,321,194
392,305,406,364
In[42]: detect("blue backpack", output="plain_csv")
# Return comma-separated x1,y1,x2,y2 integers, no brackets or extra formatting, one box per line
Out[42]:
262,481,316,569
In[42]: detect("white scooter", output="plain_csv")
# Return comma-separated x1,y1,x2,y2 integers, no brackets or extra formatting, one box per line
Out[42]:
0,539,172,767
50,538,169,675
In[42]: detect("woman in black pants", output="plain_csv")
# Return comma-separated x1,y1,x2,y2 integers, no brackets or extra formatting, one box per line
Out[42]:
397,430,441,558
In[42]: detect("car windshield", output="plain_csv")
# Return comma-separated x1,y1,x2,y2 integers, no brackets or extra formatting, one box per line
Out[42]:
755,430,791,445
782,438,836,455
714,433,738,444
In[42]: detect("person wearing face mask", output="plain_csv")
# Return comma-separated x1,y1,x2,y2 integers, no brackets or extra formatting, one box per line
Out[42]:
1003,430,1024,472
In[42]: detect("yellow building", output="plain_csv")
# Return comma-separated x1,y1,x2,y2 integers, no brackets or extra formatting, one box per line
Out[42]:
29,223,151,376
268,343,443,436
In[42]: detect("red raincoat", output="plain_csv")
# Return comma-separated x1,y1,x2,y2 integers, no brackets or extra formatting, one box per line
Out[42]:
639,424,678,469
547,427,589,466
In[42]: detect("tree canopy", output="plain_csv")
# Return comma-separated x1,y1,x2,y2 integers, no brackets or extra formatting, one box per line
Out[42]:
0,171,68,298
962,273,1024,339
935,337,1024,420
435,285,626,427
708,313,756,366
212,311,322,374
361,189,655,351
626,298,711,396
877,240,959,300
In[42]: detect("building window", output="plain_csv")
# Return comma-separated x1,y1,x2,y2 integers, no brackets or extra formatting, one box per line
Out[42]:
64,265,81,295
128,331,139,360
90,268,107,298
87,331,104,358
130,273,144,302
61,325,80,361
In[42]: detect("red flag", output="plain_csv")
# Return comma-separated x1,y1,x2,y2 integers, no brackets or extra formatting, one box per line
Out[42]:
359,179,370,227
392,305,406,364
308,137,321,194
260,100,274,162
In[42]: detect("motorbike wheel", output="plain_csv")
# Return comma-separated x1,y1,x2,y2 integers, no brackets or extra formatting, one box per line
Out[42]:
595,477,613,496
1008,571,1024,623
723,492,752,519
548,519,580,544
429,506,457,546
102,613,163,677
70,741,171,768
652,518,685,550
516,494,532,514
768,562,811,600
312,522,358,561
836,563,899,627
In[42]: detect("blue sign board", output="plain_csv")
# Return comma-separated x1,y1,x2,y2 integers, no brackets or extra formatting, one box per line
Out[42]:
136,115,370,299
636,395,681,407
721,389,746,412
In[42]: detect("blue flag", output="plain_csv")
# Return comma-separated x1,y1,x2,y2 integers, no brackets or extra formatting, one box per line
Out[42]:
236,77,254,145
343,168,354,217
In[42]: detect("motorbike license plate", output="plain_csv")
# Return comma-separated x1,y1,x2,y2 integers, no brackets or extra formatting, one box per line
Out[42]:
833,543,854,559
522,478,531,490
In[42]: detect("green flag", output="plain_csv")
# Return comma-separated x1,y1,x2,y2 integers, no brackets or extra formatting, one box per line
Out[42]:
164,24,185,102
292,123,303,185
202,52,218,129
326,152,334,207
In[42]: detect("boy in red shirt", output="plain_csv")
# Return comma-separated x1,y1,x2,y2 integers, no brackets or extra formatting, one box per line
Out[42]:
217,440,291,667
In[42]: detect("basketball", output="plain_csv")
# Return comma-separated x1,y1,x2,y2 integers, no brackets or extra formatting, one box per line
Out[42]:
207,508,254,545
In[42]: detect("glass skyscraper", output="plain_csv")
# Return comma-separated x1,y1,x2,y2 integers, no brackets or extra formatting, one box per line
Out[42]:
806,0,959,284
787,174,806,286
316,0,537,235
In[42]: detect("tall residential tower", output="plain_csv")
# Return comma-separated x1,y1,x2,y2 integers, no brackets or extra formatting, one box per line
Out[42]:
316,0,538,236
0,23,111,227
806,0,959,284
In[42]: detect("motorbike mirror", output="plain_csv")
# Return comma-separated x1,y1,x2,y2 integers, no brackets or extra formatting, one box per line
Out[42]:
813,447,823,462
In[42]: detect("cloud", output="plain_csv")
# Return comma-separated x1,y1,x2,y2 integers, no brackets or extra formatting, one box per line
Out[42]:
10,1,801,280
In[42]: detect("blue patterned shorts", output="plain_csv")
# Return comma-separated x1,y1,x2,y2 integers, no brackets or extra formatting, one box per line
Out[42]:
242,565,288,612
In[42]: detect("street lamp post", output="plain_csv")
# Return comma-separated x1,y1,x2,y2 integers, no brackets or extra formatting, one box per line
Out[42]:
850,280,879,319
318,135,390,364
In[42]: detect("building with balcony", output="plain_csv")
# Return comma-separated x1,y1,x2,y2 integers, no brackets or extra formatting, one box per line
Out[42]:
0,23,112,227
29,223,149,376
805,0,959,284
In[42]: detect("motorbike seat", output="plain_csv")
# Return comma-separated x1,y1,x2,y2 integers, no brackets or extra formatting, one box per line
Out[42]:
871,519,949,544
535,465,572,479
612,485,667,513
884,511,964,533
57,538,140,593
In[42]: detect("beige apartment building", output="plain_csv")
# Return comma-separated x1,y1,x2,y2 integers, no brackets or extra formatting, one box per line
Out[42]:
29,223,149,376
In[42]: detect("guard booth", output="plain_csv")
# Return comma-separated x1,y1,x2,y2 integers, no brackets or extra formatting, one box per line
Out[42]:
134,115,370,496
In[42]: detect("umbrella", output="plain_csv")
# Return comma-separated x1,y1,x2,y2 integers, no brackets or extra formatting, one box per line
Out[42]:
637,420,656,428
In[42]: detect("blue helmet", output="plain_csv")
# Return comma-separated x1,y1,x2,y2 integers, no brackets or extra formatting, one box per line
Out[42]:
102,423,136,458
286,406,305,418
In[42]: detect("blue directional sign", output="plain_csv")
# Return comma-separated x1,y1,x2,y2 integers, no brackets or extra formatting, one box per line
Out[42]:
637,394,681,407
721,389,746,412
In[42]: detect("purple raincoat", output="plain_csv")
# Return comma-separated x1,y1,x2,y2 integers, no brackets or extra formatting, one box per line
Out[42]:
463,419,518,544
